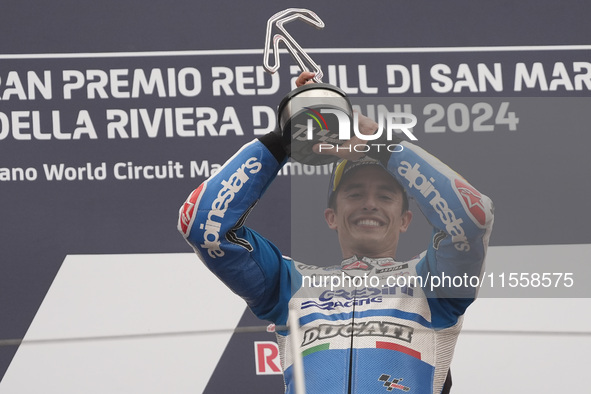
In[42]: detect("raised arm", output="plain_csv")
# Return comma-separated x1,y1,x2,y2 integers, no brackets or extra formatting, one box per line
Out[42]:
177,134,295,324
386,142,494,290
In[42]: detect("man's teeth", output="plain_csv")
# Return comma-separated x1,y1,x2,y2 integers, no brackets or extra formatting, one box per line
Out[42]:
357,219,381,227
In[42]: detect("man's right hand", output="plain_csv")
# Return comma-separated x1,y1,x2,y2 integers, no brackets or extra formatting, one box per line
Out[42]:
295,71,316,87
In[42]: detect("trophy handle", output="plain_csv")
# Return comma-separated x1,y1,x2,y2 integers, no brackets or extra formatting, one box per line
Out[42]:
263,8,325,82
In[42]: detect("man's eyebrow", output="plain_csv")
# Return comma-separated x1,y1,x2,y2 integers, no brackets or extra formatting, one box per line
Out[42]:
378,183,400,192
341,182,400,192
341,182,364,191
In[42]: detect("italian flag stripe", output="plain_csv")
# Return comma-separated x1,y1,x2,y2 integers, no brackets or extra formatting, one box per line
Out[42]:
376,341,421,360
302,343,330,357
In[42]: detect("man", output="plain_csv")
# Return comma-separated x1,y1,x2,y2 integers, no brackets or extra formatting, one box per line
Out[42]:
178,72,494,393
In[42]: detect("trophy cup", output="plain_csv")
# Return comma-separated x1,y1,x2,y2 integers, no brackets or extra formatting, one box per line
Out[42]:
263,8,352,166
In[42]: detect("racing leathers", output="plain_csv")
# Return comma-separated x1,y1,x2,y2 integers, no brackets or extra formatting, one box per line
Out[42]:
178,132,494,394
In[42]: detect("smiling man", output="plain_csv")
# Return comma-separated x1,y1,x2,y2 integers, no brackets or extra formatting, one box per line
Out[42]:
325,159,413,259
178,72,494,394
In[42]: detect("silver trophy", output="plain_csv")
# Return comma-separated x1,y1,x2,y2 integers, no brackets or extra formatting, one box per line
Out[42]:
263,8,352,166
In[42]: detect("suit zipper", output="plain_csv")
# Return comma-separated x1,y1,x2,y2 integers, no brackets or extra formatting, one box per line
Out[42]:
347,294,356,394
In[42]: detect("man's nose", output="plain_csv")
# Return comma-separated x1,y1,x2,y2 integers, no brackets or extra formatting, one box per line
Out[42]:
362,194,379,210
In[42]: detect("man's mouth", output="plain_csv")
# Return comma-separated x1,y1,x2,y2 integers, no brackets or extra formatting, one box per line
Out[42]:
355,219,384,227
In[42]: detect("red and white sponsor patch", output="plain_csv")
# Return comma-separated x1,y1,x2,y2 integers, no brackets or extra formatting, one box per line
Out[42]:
454,179,486,227
343,261,370,270
376,260,396,267
178,183,205,236
254,342,282,375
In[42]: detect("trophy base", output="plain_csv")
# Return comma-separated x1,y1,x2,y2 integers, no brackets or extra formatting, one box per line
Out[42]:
277,83,352,166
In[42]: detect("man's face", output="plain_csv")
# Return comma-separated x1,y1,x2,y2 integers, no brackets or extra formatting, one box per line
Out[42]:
324,165,412,259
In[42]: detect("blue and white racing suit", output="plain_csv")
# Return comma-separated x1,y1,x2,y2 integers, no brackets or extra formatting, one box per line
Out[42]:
178,133,494,394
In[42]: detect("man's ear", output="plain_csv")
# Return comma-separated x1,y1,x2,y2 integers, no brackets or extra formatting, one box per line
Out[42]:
399,210,413,233
324,208,338,230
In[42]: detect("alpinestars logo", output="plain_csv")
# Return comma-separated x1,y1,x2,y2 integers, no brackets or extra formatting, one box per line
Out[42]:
378,374,410,392
454,178,487,227
200,157,262,258
179,183,205,237
398,161,470,252
342,260,370,270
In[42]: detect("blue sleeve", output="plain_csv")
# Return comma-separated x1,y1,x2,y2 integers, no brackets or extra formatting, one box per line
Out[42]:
386,142,494,318
177,137,297,325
